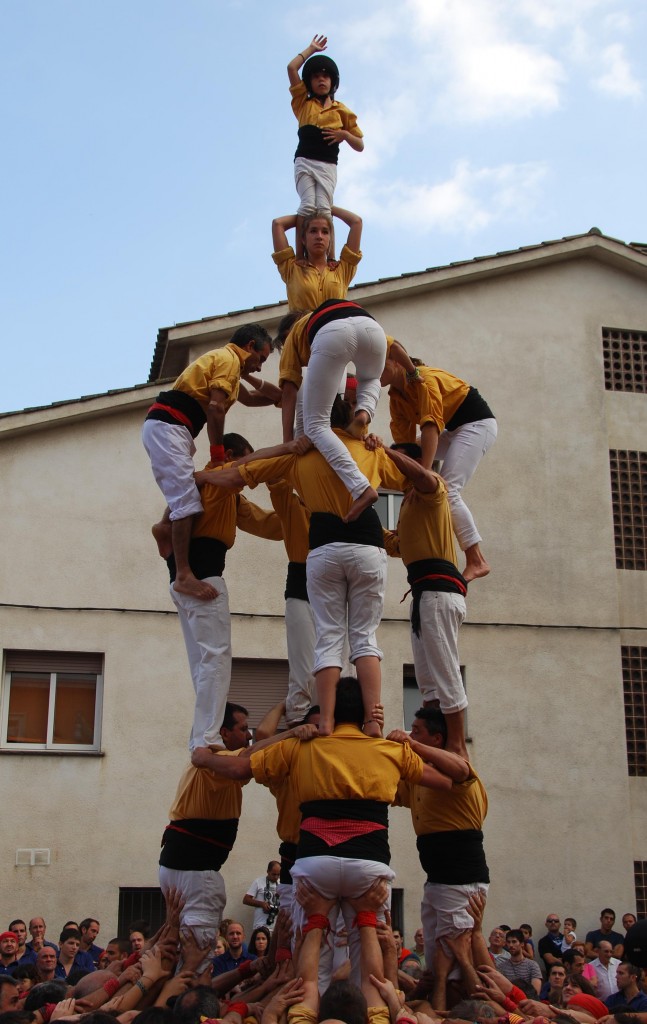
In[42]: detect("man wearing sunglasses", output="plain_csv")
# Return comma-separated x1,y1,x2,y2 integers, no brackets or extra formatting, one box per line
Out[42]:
539,914,565,973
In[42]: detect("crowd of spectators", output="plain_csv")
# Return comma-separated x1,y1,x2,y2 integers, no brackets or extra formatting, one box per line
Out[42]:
1,897,645,1024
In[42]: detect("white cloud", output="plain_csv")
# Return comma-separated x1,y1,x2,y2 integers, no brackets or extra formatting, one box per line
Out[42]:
342,158,549,234
594,42,643,97
440,38,563,121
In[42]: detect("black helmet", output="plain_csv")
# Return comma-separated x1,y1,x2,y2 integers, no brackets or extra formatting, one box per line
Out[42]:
302,54,340,96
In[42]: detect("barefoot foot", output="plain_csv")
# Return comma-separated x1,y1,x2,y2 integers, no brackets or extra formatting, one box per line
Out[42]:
463,560,490,582
463,543,490,582
346,410,371,439
152,521,172,559
343,486,379,523
173,573,219,601
317,718,333,737
363,719,382,738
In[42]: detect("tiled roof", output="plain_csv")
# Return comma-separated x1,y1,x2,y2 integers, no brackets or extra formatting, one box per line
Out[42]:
147,228,647,382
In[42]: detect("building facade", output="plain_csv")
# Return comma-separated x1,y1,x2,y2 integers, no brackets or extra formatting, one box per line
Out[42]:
1,230,646,941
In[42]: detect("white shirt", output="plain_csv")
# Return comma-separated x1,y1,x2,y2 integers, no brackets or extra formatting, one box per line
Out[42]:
245,874,279,931
590,956,621,1000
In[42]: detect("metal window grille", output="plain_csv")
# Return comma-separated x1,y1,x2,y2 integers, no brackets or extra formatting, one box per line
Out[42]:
609,450,647,570
603,327,647,393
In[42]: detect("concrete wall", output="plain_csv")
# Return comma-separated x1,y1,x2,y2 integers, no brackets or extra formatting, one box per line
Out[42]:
1,250,646,942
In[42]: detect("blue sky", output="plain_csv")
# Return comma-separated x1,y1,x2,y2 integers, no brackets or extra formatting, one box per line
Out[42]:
1,0,645,413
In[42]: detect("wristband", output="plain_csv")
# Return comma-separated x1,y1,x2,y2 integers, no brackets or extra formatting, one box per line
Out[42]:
355,911,378,929
275,947,292,962
406,368,421,380
303,913,330,935
103,977,120,997
121,951,141,968
237,959,253,978
210,444,225,462
135,979,148,995
503,998,517,1012
509,985,525,1005
227,1002,249,1018
41,1005,56,1023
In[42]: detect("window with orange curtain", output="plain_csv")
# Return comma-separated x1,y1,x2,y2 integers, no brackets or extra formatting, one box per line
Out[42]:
2,651,103,752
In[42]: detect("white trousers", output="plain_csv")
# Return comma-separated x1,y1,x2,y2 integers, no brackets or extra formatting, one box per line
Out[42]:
411,591,467,714
294,157,337,217
285,597,317,724
303,316,387,500
421,881,489,972
141,419,203,521
159,864,227,950
436,418,497,550
170,575,231,750
295,365,348,440
306,543,386,673
291,856,395,988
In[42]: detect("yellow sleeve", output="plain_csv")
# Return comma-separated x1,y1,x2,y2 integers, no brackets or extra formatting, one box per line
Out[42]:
290,80,309,119
251,737,296,787
382,529,401,558
288,1007,317,1024
272,246,295,285
375,449,407,492
279,320,310,389
207,350,238,397
389,391,417,444
238,454,297,489
401,745,425,785
338,244,362,289
338,103,363,138
236,495,283,541
393,779,411,809
417,376,446,432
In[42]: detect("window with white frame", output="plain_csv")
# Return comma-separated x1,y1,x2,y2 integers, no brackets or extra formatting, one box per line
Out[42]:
1,650,103,752
375,490,403,530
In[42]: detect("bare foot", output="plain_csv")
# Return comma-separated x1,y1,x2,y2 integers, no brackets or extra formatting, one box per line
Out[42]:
463,543,490,582
343,486,378,523
363,720,382,738
173,573,219,601
317,717,333,737
152,521,172,559
346,410,370,439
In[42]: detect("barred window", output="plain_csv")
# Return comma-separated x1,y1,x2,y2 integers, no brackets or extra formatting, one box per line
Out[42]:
634,862,647,918
609,450,647,570
603,328,647,393
623,646,647,776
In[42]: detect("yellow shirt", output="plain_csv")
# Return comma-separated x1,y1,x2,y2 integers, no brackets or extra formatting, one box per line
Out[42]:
251,723,425,803
280,328,395,390
193,462,282,548
168,752,249,821
238,430,406,518
173,344,253,412
290,81,363,138
389,365,471,440
269,777,302,844
398,765,487,835
389,480,457,568
272,245,361,312
268,480,310,563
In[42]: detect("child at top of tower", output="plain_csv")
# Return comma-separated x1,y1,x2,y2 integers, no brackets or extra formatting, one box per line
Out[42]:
287,35,364,257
